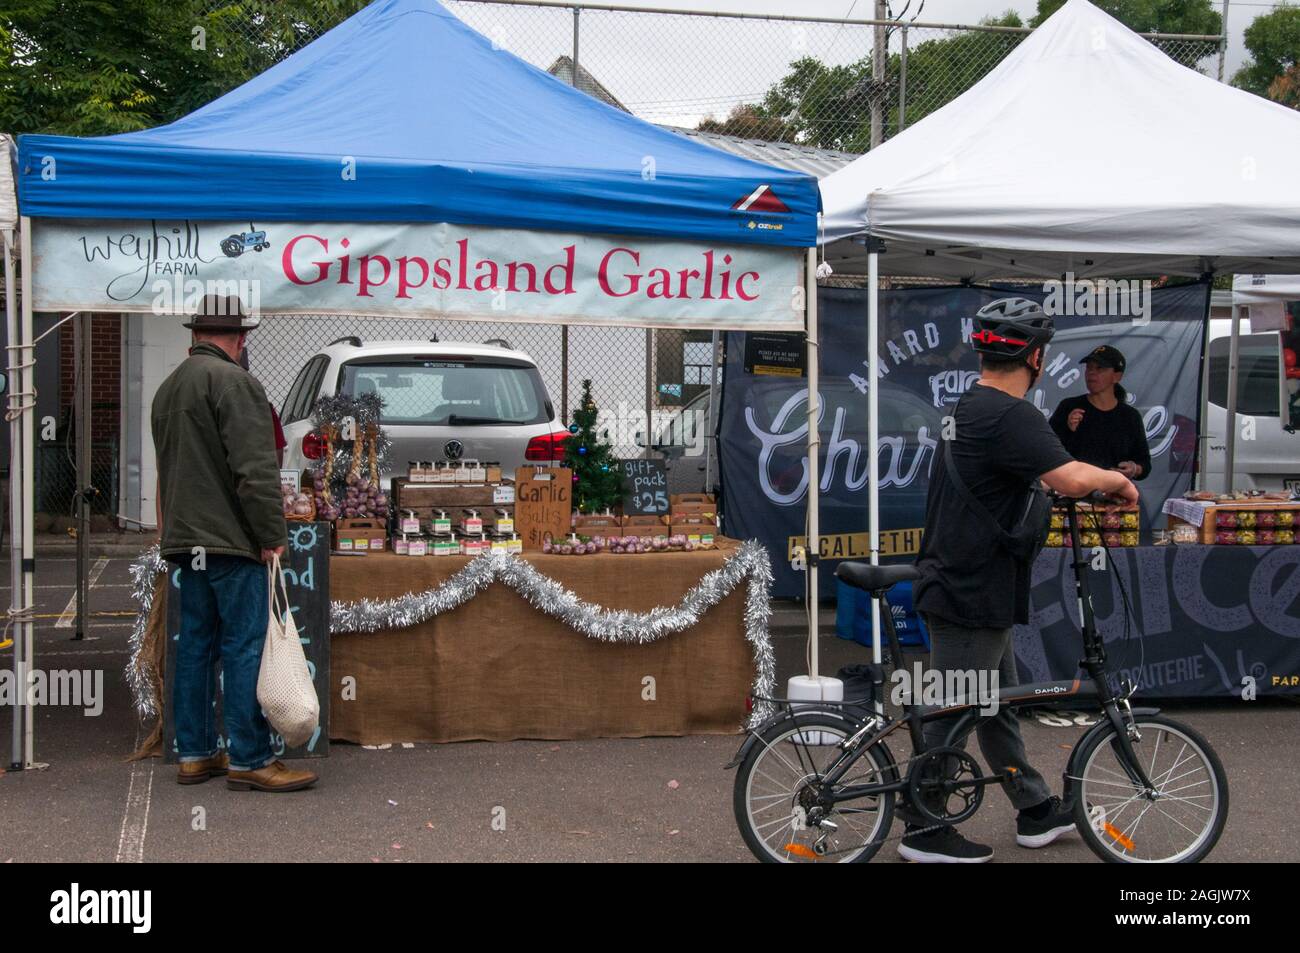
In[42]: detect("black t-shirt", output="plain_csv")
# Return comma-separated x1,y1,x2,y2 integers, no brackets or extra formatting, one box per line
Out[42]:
914,383,1073,629
1048,392,1151,480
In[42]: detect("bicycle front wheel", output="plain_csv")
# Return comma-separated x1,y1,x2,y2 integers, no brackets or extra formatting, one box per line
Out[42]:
733,711,895,863
1071,714,1228,863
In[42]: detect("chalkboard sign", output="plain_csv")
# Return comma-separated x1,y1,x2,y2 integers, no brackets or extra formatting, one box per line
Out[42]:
163,521,331,762
620,458,669,515
744,331,806,377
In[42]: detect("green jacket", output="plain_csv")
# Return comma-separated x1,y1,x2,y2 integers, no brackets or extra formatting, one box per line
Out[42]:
151,342,286,562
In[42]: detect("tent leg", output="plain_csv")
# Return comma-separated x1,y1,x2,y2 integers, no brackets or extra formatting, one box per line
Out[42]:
868,252,881,679
13,216,35,768
74,312,92,641
704,330,718,492
806,247,821,680
4,226,21,770
1224,305,1242,493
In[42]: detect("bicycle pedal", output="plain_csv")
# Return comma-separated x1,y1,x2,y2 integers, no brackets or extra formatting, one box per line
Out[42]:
1003,766,1024,794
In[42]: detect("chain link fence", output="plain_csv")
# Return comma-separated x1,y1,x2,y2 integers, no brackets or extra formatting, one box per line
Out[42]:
200,0,1223,459
249,316,701,458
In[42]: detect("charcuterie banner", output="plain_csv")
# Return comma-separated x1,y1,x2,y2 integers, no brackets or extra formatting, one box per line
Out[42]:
32,219,804,330
722,283,1210,598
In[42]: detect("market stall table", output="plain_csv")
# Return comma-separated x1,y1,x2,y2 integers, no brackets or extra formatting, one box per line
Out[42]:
328,539,767,744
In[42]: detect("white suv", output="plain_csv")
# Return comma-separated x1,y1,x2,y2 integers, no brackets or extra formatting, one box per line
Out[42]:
279,338,568,487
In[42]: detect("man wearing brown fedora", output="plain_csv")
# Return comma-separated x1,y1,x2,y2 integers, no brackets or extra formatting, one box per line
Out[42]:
152,294,317,792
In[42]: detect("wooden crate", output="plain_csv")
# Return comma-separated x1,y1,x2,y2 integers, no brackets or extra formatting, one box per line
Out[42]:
1167,502,1300,544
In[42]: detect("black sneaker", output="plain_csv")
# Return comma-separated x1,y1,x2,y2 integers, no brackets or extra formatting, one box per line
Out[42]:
897,826,994,863
1016,796,1076,848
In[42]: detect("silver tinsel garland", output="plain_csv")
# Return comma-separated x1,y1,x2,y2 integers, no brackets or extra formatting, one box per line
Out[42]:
127,544,169,720
129,541,776,726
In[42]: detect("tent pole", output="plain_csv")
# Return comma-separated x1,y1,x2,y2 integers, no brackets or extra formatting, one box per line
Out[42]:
4,226,22,770
1224,304,1242,493
19,216,34,767
704,329,719,492
74,313,92,641
868,251,881,675
805,247,820,680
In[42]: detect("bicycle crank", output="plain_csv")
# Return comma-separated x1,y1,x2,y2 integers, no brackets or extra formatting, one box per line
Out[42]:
905,746,988,827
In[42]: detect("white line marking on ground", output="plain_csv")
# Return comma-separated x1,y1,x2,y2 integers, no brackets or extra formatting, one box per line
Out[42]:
0,648,129,656
116,725,154,864
55,557,109,629
36,583,130,589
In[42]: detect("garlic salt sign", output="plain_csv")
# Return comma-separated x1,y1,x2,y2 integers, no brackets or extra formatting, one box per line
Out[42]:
32,219,804,330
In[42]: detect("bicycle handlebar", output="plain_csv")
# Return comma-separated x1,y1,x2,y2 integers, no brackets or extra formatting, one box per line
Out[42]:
1048,490,1123,505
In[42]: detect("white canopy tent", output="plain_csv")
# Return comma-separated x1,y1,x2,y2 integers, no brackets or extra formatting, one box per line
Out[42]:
822,0,1300,279
817,0,1300,667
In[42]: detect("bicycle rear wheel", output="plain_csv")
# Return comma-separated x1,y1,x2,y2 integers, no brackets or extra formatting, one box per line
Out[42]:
733,710,895,863
1071,714,1228,863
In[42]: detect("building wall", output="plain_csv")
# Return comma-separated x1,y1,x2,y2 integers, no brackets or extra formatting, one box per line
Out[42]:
120,315,192,528
59,313,121,441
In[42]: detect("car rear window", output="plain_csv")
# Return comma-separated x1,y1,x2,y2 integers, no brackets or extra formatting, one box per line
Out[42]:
338,359,549,425
1208,334,1280,417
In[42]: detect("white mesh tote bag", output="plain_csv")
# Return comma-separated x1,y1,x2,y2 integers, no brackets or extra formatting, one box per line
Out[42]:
256,554,319,748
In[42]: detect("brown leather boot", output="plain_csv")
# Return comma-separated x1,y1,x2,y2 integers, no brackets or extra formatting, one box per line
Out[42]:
226,760,318,792
177,753,229,785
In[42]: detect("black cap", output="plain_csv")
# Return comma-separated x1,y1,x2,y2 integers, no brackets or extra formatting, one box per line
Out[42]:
1080,345,1126,372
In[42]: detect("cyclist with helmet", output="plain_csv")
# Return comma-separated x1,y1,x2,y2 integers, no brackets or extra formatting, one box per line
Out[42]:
903,297,1139,863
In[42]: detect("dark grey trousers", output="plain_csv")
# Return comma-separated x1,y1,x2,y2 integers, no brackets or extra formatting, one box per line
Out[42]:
915,614,1052,813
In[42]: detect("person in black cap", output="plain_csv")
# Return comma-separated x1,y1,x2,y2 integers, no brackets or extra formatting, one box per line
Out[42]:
1049,345,1151,481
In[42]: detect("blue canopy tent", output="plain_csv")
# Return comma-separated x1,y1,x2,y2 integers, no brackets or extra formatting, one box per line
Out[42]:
16,0,817,243
6,0,829,769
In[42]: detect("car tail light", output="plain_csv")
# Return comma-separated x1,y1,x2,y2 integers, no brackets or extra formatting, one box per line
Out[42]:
524,431,571,461
302,431,327,460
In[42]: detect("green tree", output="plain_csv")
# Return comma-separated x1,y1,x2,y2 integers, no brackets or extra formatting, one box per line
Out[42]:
896,12,1026,131
563,380,624,514
0,0,366,136
697,13,1027,152
697,103,798,143
1030,0,1222,34
1232,4,1300,107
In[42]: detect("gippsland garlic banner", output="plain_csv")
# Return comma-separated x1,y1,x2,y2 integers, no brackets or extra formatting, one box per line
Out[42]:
33,218,805,331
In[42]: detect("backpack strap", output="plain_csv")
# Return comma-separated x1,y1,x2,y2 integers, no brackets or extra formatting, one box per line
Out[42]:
939,436,1015,548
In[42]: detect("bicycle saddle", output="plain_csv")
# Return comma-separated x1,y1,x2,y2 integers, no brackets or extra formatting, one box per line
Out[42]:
834,561,920,594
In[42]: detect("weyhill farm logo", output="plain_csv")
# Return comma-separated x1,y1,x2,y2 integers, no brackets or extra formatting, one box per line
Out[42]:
78,221,215,301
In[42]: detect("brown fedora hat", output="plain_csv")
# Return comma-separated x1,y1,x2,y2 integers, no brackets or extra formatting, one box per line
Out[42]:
183,294,261,332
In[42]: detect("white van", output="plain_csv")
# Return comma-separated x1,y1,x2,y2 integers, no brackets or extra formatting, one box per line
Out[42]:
1199,318,1300,493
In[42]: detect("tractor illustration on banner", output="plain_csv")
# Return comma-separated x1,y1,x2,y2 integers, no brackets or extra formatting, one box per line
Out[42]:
220,223,271,258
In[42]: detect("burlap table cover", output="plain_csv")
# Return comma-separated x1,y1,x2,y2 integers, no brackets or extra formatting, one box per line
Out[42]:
328,540,755,743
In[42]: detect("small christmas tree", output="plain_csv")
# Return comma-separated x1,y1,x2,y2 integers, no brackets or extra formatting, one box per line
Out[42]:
563,379,624,513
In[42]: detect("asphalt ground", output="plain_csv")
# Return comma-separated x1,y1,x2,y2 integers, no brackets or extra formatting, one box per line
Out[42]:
1,549,1296,863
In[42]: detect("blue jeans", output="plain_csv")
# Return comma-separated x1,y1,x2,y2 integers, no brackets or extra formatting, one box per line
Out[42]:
175,555,274,772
